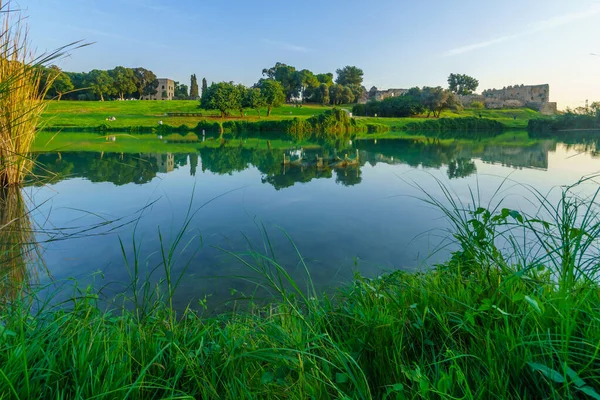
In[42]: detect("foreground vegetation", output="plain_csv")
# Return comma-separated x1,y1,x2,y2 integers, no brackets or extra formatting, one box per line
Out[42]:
1,180,600,398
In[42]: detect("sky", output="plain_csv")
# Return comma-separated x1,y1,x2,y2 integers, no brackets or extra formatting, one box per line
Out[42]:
15,0,600,109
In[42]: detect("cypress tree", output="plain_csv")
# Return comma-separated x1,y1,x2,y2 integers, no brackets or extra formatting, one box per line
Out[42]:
202,77,207,94
190,74,199,99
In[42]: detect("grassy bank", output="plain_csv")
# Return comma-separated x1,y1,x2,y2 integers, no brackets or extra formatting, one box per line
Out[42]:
40,101,540,133
1,181,599,398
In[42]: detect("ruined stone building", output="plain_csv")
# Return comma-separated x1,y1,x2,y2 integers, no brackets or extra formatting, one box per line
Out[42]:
360,87,408,103
143,78,175,100
458,84,557,115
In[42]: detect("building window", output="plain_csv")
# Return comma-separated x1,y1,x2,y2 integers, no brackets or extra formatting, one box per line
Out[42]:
162,85,165,90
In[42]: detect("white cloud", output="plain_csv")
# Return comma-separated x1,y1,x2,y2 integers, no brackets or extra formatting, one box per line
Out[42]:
441,3,600,57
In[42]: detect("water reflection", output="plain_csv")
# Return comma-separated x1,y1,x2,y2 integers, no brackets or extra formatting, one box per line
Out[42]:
30,138,563,189
0,188,37,302
21,134,600,312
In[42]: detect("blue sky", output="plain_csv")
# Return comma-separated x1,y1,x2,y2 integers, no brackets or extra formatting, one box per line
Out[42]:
18,0,600,108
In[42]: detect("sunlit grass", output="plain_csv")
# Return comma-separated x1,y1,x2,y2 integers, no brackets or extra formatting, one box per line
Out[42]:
0,178,599,398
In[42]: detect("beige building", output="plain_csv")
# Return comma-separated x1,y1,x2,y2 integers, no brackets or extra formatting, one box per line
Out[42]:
143,78,175,100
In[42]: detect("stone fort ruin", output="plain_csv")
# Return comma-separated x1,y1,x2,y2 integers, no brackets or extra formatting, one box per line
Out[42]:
458,84,557,115
363,83,557,115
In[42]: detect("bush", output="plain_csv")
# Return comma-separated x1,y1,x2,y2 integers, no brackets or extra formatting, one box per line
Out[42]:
470,100,484,109
404,117,504,138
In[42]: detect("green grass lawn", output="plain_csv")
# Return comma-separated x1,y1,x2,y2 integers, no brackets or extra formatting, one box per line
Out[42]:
41,100,332,129
41,100,540,131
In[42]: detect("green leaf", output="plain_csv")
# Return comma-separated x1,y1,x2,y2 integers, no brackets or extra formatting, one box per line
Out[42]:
528,362,564,383
565,364,586,388
261,371,274,385
578,386,600,400
512,293,525,302
524,296,543,314
335,372,349,384
508,209,523,223
383,383,405,399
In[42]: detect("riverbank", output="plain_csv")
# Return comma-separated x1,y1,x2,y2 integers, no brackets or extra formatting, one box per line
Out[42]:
1,182,599,399
40,100,540,133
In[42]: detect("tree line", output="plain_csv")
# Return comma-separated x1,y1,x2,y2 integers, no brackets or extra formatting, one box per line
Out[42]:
352,86,461,118
352,74,480,118
40,66,195,101
199,63,368,117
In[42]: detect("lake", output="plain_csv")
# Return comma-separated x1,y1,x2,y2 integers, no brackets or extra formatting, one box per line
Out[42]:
18,134,600,311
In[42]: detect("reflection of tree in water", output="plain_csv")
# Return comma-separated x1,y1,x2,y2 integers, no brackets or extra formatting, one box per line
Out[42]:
30,137,565,190
32,152,193,186
447,158,477,179
0,188,37,302
357,138,459,169
263,166,333,190
334,167,362,186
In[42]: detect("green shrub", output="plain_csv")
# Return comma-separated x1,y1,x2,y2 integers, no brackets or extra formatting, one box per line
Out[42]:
404,117,504,137
470,101,484,109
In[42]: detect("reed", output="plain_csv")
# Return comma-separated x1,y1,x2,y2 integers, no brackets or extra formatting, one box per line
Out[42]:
0,1,83,187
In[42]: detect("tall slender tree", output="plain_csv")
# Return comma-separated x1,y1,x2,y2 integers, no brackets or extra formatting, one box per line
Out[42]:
202,77,207,95
190,74,199,99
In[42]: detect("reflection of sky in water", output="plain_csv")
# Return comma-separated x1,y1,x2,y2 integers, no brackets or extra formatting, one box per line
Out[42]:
23,141,600,310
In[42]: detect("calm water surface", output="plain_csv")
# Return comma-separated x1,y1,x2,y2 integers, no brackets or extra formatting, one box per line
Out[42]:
23,136,600,310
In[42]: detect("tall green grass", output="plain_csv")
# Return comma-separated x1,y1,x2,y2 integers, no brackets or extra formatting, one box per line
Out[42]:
0,1,85,187
0,179,599,398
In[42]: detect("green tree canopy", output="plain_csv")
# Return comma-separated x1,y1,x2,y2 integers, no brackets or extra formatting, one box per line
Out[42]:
200,81,243,118
190,74,199,99
335,66,364,85
109,66,136,100
316,73,334,86
421,86,460,117
262,62,299,101
447,73,479,95
87,69,113,101
244,87,267,118
174,82,189,99
259,79,285,116
132,67,158,99
46,66,73,101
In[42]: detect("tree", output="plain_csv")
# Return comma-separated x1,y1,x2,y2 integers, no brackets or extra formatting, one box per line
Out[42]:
244,87,267,117
201,77,207,95
316,73,334,86
421,86,460,118
190,74,199,99
447,73,479,95
341,86,355,104
133,67,158,99
87,69,113,101
347,84,366,103
200,81,242,118
262,62,299,101
64,71,88,100
235,84,247,117
174,82,189,99
335,66,364,85
296,69,319,103
46,66,73,101
319,83,330,105
109,66,136,100
329,84,344,105
259,80,285,116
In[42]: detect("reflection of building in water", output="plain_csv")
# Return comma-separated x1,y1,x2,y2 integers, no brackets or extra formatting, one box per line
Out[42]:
465,141,556,170
141,153,175,173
